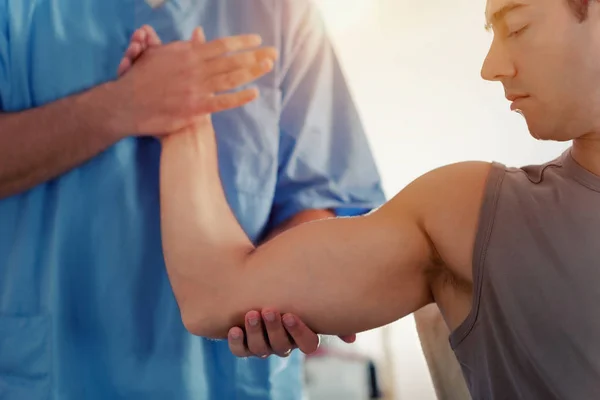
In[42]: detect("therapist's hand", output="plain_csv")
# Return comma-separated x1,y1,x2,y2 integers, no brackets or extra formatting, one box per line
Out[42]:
227,309,356,358
110,26,277,138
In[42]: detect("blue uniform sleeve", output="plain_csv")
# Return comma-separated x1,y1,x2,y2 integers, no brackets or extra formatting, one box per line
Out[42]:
269,0,386,229
0,4,8,111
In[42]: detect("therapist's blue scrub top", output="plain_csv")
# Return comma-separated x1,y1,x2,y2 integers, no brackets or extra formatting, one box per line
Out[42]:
0,0,385,399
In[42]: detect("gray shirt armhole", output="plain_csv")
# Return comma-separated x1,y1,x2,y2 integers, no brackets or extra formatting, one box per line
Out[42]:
449,162,506,349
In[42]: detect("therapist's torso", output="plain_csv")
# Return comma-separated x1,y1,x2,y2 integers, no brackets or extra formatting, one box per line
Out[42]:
0,1,300,399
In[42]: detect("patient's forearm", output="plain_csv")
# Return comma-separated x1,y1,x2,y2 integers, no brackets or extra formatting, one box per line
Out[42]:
160,123,432,339
160,121,253,333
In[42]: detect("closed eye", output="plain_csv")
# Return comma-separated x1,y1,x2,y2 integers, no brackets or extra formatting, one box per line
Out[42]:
508,25,529,38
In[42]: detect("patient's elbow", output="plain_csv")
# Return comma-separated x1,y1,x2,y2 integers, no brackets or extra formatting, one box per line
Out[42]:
181,307,230,340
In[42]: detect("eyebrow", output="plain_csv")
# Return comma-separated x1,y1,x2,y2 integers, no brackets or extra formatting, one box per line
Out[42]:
485,3,527,31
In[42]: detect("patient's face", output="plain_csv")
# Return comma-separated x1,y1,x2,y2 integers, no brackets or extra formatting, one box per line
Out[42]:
481,0,600,141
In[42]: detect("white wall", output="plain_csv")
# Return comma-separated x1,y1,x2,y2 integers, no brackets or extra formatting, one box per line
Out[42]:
315,1,570,399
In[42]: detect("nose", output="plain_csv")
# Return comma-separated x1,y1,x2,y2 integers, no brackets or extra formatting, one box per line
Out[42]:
481,37,516,82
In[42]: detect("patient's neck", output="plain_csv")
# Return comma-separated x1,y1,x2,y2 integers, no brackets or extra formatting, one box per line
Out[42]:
571,137,600,177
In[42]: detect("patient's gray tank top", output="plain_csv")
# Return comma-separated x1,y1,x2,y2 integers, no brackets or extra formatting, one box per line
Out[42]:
450,149,600,400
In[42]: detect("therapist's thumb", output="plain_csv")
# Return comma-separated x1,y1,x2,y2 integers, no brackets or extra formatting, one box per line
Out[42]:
192,27,206,44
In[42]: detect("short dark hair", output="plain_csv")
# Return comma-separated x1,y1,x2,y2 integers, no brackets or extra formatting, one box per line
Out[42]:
567,0,589,21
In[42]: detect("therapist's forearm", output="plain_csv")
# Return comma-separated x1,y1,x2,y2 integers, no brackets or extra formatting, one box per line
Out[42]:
0,82,124,199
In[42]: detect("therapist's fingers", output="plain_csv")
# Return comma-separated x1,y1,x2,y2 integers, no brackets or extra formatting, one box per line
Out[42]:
197,34,263,61
142,24,162,46
199,88,259,115
125,41,144,63
339,334,357,344
205,47,278,77
262,309,294,357
245,310,272,358
282,314,320,355
117,25,160,77
118,38,144,77
192,26,206,43
204,58,273,94
228,327,253,358
124,28,148,61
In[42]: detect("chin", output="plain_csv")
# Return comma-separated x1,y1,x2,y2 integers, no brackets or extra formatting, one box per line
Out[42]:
528,130,572,142
524,119,544,140
525,118,571,142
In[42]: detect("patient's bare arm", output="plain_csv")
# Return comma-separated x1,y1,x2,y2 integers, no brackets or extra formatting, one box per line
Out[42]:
160,106,491,339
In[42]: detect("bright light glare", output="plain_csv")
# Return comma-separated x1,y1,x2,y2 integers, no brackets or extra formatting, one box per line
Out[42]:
314,0,374,34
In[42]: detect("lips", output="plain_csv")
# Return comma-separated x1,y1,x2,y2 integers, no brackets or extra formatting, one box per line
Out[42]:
507,94,530,111
506,94,529,102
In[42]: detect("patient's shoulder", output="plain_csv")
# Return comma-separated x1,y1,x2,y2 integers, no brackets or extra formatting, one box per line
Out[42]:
407,161,494,281
395,161,493,217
